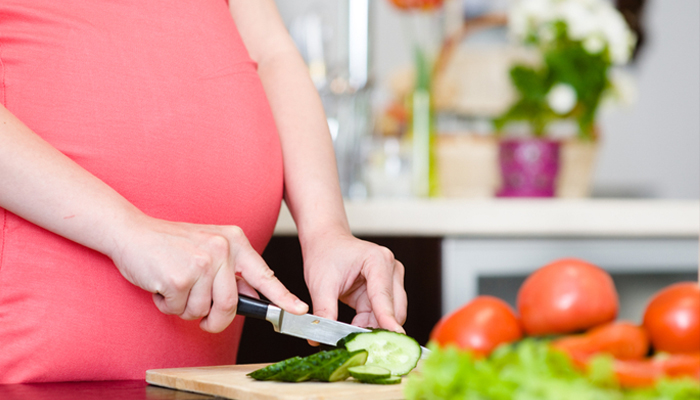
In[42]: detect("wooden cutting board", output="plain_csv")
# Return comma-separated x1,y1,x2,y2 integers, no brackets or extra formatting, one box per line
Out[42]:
146,364,408,400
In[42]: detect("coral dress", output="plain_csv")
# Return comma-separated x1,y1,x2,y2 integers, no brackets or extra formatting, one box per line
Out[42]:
0,0,284,383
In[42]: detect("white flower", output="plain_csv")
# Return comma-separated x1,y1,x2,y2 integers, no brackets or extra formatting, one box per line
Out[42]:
538,23,557,43
547,83,578,114
604,68,638,107
583,35,605,54
508,0,555,40
508,3,530,39
521,0,555,23
508,0,636,65
557,1,598,41
597,2,635,64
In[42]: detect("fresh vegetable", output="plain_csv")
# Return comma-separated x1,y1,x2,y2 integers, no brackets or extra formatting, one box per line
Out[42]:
275,349,346,382
517,258,619,335
248,349,368,383
561,349,700,389
343,329,421,376
247,356,303,381
348,365,392,381
552,321,650,362
366,376,402,385
429,296,523,357
610,353,700,389
405,340,700,400
249,329,421,384
314,350,368,382
643,282,700,354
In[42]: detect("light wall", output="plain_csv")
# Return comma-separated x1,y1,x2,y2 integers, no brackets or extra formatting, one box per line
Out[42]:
595,0,699,199
276,0,700,199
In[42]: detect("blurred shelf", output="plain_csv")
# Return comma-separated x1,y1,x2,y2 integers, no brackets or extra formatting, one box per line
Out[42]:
274,199,700,238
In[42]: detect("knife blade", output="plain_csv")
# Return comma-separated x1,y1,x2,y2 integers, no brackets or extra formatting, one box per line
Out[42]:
237,294,430,357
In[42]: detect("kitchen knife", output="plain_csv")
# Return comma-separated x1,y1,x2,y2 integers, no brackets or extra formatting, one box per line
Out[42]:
237,294,430,357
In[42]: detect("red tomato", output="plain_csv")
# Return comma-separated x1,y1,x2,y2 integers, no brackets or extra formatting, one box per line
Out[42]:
388,0,444,11
562,348,700,388
430,296,523,357
517,258,619,336
642,282,700,354
612,353,700,388
552,321,650,361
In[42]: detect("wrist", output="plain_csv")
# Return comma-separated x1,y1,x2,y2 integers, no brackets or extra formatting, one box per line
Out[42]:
99,203,150,260
297,219,352,253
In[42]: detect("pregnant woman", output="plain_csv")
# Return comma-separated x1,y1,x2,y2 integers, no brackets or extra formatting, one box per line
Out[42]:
0,0,407,382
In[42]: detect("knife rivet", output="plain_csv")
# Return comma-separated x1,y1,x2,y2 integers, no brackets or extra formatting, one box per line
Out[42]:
312,319,320,324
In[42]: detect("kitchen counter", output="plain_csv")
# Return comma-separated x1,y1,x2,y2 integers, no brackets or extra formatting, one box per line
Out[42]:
273,199,699,238
268,198,699,336
0,380,213,400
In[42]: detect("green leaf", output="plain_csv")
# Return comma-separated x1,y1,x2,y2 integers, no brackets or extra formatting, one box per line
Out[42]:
404,340,700,400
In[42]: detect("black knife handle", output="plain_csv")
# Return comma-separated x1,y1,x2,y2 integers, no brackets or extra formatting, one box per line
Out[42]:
237,294,270,320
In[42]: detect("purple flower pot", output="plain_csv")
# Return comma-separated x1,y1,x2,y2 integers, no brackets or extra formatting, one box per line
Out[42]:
497,138,560,197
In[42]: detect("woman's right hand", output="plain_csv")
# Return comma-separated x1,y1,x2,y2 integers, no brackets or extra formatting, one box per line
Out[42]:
109,216,308,333
1,105,304,334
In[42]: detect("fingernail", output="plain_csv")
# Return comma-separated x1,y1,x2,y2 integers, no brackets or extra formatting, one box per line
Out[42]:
295,299,308,310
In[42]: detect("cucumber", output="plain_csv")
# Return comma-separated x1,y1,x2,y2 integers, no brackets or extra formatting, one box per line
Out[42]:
348,365,391,381
247,356,304,381
363,376,402,385
342,329,421,376
249,349,369,383
313,350,368,382
275,349,345,382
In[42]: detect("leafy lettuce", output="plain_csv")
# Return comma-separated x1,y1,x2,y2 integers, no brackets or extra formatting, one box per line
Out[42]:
405,340,700,400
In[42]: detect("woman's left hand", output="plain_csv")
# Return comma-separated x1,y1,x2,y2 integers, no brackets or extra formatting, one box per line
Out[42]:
302,232,407,335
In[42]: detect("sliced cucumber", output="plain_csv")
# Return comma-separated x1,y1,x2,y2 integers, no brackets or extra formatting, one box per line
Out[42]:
364,376,402,385
342,329,421,376
276,349,346,382
247,356,304,381
314,350,368,382
348,364,391,381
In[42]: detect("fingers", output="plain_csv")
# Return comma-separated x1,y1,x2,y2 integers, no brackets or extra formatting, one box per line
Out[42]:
235,275,259,299
310,284,340,322
200,261,238,333
151,279,190,316
234,241,308,316
180,275,215,321
351,309,379,328
364,248,405,333
308,282,341,347
393,261,408,326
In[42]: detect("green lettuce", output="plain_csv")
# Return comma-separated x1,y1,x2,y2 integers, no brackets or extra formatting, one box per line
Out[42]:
404,340,700,400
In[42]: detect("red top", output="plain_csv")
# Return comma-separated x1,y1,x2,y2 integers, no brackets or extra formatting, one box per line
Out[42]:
0,0,284,383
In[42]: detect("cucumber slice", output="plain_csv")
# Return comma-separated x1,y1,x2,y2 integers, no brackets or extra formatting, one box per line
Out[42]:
364,376,402,385
348,365,391,381
314,350,368,382
276,349,345,382
247,356,304,381
342,330,421,376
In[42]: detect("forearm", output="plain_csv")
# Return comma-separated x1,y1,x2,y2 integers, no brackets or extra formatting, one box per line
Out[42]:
0,105,141,257
259,51,351,242
230,0,351,245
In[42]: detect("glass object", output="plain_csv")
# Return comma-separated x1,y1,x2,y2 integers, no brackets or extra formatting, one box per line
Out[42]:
277,0,372,197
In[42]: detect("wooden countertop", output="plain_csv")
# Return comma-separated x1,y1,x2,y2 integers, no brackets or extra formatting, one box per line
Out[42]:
274,199,700,238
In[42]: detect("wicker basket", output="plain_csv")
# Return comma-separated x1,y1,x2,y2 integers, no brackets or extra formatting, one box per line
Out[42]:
435,134,500,198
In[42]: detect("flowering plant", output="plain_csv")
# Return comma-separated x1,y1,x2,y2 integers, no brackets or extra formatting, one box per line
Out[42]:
494,0,636,140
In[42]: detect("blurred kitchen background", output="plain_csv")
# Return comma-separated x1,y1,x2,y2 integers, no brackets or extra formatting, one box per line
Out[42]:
238,0,699,363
